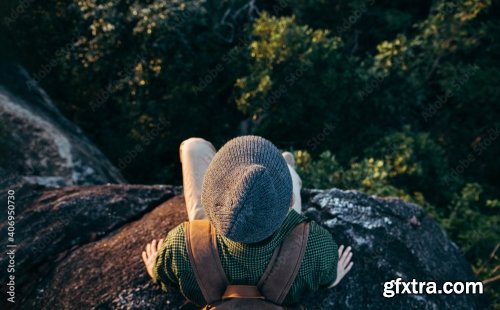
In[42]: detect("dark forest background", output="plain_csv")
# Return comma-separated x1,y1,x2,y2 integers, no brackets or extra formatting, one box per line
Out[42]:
1,0,499,304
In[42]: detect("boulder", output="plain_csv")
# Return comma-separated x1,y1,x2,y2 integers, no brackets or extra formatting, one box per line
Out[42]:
301,189,487,309
0,182,181,308
0,184,487,309
0,63,125,186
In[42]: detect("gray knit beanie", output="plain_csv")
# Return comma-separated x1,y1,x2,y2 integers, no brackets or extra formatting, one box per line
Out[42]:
201,135,293,243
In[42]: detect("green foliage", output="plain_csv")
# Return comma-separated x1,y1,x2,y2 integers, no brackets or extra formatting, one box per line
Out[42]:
234,12,356,146
295,128,448,208
443,183,499,253
7,0,252,183
295,131,499,304
5,0,500,304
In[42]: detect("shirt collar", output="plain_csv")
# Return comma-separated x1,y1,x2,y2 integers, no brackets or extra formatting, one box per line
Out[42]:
217,210,305,254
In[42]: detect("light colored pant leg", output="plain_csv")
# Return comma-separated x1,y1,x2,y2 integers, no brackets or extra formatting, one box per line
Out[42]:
285,162,302,213
179,138,216,221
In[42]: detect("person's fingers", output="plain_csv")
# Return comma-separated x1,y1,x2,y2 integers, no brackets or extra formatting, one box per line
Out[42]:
341,257,347,269
341,246,350,259
344,252,352,266
343,252,353,268
342,247,352,263
142,251,148,264
341,256,347,269
144,239,163,261
340,247,350,264
346,262,354,274
338,246,353,269
157,238,164,251
331,247,354,289
340,261,353,274
340,253,347,266
338,245,344,259
342,262,354,277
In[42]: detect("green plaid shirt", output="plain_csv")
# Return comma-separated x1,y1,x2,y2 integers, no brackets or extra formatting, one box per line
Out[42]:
154,210,338,307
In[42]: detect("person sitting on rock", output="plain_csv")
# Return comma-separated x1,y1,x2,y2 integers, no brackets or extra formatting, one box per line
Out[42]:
142,136,353,308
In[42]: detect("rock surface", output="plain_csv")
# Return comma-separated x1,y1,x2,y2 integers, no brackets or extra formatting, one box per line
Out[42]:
0,184,487,309
0,63,125,186
0,182,181,309
301,189,487,309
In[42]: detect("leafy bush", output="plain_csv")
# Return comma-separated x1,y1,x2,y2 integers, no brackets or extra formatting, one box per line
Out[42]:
295,131,499,304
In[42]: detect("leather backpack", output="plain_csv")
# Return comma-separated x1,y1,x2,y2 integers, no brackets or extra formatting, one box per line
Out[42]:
184,220,310,310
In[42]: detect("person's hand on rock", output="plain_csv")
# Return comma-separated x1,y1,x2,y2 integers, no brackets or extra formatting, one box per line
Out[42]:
329,245,353,288
142,238,164,281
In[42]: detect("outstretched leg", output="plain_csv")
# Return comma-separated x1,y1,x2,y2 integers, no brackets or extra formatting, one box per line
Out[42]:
282,151,302,213
179,137,216,220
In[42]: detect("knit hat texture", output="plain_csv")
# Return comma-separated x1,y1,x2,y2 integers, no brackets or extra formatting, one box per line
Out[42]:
201,135,293,243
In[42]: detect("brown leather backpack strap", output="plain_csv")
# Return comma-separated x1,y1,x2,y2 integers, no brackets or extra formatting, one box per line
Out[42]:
184,220,229,304
257,221,310,304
